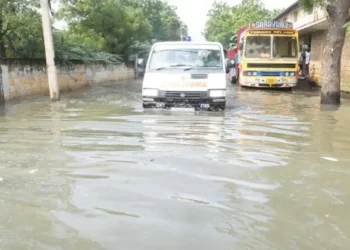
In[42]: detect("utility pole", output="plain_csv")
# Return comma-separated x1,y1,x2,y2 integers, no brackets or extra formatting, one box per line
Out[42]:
179,24,183,41
40,0,60,101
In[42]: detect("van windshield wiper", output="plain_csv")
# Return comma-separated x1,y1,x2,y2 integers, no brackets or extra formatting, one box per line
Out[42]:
184,66,196,71
156,64,194,71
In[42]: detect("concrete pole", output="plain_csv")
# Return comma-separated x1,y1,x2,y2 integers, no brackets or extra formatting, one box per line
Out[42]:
40,0,60,101
179,24,183,41
0,66,4,104
134,55,138,79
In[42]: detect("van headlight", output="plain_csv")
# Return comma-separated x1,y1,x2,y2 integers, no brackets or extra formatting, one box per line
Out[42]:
210,90,226,97
143,89,158,97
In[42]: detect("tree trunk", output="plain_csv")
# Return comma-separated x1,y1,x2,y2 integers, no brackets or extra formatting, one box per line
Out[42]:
0,17,6,58
321,0,350,105
0,41,6,58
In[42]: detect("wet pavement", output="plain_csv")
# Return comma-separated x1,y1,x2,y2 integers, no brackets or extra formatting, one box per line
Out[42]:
1,79,350,250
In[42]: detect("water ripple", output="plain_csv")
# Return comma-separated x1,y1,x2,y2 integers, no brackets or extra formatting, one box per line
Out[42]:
1,81,350,250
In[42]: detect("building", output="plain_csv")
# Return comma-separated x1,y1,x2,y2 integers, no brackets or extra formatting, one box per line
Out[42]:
274,1,350,92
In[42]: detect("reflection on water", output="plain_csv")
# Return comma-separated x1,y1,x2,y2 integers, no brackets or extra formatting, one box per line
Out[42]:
1,80,350,250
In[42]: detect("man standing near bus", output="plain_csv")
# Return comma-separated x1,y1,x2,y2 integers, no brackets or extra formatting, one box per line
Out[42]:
305,48,311,77
299,44,310,78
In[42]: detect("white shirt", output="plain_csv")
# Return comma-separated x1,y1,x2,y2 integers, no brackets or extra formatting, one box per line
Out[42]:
305,51,310,64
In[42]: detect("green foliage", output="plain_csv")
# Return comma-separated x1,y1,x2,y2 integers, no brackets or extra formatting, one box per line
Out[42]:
345,22,350,30
0,0,39,57
229,35,237,48
58,0,187,61
135,0,188,41
3,9,44,58
60,0,152,59
204,1,236,47
54,30,122,64
204,0,280,47
1,0,187,63
230,35,237,43
299,0,325,11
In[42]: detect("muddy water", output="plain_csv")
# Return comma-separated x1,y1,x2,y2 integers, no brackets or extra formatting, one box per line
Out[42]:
1,80,350,250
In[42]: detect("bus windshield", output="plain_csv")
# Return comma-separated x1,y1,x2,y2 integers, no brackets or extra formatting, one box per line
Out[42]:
273,36,298,58
245,36,271,58
245,36,298,59
149,45,223,70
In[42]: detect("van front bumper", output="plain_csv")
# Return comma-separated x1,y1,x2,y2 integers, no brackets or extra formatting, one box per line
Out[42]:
142,97,226,110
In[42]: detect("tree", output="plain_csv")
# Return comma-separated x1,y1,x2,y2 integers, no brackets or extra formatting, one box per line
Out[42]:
300,0,350,105
1,0,188,62
4,10,44,58
60,0,153,60
0,0,40,57
58,0,187,61
53,29,122,64
204,0,279,47
121,0,188,41
203,1,235,46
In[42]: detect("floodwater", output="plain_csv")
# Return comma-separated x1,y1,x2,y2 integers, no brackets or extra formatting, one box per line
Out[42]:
1,80,350,250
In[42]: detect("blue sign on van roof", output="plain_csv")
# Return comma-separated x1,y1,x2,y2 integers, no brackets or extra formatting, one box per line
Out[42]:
183,36,191,41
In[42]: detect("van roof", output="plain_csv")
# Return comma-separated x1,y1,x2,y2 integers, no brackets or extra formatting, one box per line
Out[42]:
152,41,223,47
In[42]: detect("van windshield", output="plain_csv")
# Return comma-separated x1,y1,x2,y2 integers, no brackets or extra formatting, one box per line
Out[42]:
149,45,223,70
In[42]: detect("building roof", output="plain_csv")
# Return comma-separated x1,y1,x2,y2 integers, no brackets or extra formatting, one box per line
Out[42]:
273,1,299,20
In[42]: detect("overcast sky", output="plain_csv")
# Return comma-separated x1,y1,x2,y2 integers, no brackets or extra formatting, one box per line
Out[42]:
167,0,296,41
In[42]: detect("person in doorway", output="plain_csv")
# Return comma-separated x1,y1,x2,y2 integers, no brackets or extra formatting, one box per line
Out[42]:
305,48,311,77
299,44,309,77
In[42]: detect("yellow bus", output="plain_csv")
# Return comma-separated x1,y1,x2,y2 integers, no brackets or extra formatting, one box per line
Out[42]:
238,21,299,89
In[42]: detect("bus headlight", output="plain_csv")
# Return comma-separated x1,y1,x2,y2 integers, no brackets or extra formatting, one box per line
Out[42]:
143,89,159,97
253,72,258,76
247,72,252,76
285,72,289,76
210,90,226,97
290,72,295,76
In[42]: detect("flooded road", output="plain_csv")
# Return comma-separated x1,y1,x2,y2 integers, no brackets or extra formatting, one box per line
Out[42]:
1,80,350,250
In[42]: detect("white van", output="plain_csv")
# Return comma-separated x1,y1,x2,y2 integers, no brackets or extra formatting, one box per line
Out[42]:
141,41,228,111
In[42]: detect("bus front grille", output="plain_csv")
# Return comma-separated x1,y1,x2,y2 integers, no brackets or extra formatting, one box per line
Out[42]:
260,72,282,76
247,63,296,69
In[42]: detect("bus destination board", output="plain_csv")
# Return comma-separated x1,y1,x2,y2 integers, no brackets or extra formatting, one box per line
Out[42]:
249,30,296,35
250,21,293,29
